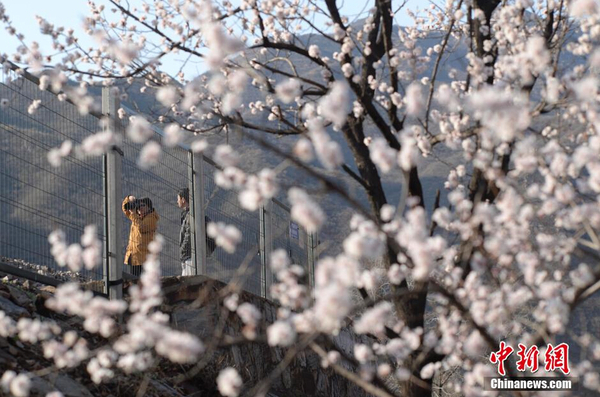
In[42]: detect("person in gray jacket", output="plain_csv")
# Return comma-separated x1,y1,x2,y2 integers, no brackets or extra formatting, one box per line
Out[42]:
177,187,216,276
177,188,193,275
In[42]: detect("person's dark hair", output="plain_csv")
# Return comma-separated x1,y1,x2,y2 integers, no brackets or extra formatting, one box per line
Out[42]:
138,197,153,211
178,187,189,203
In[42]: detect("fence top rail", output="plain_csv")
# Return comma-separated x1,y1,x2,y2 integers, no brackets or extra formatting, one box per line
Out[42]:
272,197,290,213
3,61,228,173
1,60,105,120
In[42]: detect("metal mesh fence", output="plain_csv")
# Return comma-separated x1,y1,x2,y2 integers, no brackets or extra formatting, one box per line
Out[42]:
0,65,317,298
0,66,106,290
119,110,191,277
203,158,262,295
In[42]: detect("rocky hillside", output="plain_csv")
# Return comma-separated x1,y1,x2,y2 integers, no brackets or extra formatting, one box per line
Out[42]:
0,270,377,397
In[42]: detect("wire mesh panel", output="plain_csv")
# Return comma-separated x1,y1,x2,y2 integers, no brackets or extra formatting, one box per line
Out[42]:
203,158,262,295
0,67,106,289
271,199,309,275
119,115,191,277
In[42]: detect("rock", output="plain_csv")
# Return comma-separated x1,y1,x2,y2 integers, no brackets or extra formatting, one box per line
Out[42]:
7,285,32,308
0,348,16,369
8,344,22,356
40,285,56,294
29,375,55,396
34,292,54,317
54,374,94,397
0,291,10,300
29,374,94,397
148,379,186,397
0,295,28,317
171,307,216,338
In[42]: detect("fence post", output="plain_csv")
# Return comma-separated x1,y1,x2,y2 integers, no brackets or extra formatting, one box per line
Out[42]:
259,201,273,298
307,231,317,290
102,87,123,300
189,152,207,276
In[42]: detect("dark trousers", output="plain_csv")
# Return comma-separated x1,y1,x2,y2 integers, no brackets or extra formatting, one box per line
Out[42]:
125,258,143,277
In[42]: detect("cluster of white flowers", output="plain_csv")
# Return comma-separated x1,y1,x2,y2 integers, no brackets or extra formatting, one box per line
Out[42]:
79,130,122,157
47,225,102,272
269,249,309,310
42,330,89,369
354,302,394,337
275,78,301,104
288,188,325,233
342,215,386,260
16,317,60,343
318,82,351,128
305,117,343,170
267,320,296,347
238,168,279,211
47,140,73,167
468,86,530,146
368,138,397,173
46,283,126,337
1,371,30,397
156,85,180,108
127,116,154,144
396,206,447,281
163,123,186,147
206,222,242,253
27,99,41,115
137,140,162,170
213,144,240,168
217,367,243,397
236,302,261,339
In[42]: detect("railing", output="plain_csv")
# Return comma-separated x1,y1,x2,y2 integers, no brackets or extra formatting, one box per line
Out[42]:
0,63,319,298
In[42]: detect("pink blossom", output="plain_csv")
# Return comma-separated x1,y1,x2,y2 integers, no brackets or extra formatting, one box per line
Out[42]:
319,82,350,128
354,302,393,336
570,0,599,17
288,188,326,233
354,344,374,364
80,131,121,156
217,367,243,397
293,138,314,162
275,78,301,104
267,321,296,347
236,303,261,326
207,222,242,253
127,116,153,143
214,145,240,168
137,141,162,170
404,82,424,116
156,85,180,107
163,123,185,147
155,331,205,363
369,138,398,173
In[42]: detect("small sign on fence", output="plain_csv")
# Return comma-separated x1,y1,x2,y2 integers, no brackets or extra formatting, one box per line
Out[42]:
289,221,299,240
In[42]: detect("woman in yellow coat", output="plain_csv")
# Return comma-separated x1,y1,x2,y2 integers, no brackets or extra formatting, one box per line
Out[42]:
122,195,159,276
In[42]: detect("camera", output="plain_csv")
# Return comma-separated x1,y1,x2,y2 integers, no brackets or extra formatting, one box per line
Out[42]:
124,199,141,211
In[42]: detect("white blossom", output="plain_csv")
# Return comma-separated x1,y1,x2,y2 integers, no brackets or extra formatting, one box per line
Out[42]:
217,367,243,397
137,141,162,170
267,320,296,346
275,78,301,104
127,116,154,143
288,188,326,233
319,82,350,128
207,222,242,253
